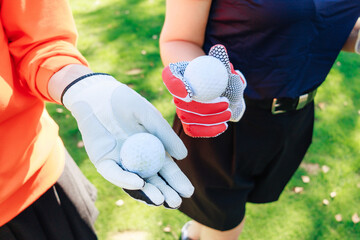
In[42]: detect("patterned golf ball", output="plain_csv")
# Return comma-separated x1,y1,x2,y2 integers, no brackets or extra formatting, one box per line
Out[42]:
184,55,228,102
120,133,165,178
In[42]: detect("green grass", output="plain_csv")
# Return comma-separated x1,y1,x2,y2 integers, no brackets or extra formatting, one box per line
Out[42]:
46,1,360,239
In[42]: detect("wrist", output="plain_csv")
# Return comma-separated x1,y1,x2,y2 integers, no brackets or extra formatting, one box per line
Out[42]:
48,64,93,103
61,73,119,110
60,73,111,104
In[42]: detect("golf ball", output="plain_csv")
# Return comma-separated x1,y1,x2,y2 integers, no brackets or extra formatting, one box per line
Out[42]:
184,55,228,102
120,133,165,178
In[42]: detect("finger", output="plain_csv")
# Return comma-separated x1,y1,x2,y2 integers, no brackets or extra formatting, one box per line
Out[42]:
208,44,231,71
147,175,182,209
162,65,190,101
235,69,247,86
124,183,164,206
176,108,231,125
174,97,229,115
96,160,145,189
223,74,244,104
159,155,194,198
110,86,187,160
183,122,228,138
229,100,246,122
140,182,165,205
123,189,156,206
133,100,188,160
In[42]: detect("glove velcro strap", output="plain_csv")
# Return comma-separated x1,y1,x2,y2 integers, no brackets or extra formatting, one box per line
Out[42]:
61,73,111,104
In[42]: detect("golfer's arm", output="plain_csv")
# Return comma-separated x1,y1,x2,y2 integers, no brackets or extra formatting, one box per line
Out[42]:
159,0,212,65
342,17,360,53
48,64,93,103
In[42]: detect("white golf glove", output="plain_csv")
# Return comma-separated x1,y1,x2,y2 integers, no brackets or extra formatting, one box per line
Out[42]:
61,73,194,209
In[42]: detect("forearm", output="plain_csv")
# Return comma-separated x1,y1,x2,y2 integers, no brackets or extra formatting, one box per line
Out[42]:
159,0,211,66
342,17,360,53
3,0,88,101
160,41,205,66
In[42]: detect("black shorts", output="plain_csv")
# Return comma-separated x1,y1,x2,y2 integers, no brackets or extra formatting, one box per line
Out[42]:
0,148,98,240
174,102,315,231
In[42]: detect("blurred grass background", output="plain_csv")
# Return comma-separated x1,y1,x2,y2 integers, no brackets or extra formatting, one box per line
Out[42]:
46,0,360,239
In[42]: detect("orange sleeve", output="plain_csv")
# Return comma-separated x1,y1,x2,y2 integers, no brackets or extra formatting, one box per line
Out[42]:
1,0,89,102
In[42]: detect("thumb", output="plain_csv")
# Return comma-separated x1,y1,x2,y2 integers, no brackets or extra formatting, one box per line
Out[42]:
162,63,192,102
133,99,188,160
110,82,188,160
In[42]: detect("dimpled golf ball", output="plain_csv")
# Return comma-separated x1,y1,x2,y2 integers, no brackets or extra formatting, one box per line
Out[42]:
184,55,228,102
120,133,165,178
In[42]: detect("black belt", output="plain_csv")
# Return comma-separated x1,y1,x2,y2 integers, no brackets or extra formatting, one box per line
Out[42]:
244,89,317,114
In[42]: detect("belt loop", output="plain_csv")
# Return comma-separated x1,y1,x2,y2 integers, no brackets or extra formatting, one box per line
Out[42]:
296,94,309,110
296,89,317,110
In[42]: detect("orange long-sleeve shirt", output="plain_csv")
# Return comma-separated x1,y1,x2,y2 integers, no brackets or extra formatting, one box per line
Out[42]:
0,0,88,225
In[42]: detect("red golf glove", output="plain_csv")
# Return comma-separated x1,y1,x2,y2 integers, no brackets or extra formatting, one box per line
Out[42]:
162,45,247,138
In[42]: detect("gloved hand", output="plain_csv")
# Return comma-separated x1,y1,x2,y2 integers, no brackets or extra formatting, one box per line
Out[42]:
61,73,194,209
162,44,247,138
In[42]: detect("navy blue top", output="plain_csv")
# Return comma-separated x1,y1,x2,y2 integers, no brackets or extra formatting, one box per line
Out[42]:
203,0,360,99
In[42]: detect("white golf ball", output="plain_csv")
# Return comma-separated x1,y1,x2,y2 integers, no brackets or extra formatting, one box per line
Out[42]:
120,133,165,178
184,55,228,102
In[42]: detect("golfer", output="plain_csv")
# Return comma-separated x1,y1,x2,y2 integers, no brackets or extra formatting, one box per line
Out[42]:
0,0,194,238
160,0,360,239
